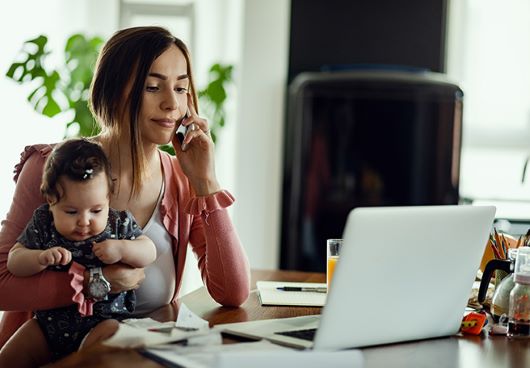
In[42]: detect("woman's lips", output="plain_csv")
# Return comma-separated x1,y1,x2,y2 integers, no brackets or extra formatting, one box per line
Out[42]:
152,118,175,128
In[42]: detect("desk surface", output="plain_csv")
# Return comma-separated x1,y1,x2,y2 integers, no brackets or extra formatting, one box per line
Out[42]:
51,269,530,368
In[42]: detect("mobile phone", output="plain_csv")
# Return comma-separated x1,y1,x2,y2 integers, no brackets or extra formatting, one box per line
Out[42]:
176,112,195,151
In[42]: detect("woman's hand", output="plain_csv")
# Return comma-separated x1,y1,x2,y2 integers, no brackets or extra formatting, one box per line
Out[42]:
173,94,221,196
100,263,145,294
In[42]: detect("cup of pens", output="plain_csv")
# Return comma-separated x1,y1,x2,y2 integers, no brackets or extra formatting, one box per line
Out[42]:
494,231,510,285
326,239,343,291
478,229,529,322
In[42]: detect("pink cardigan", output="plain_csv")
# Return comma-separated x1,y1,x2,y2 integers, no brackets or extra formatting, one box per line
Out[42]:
0,144,250,348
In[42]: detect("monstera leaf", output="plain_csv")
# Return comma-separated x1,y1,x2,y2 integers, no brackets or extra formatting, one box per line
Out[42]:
6,33,103,137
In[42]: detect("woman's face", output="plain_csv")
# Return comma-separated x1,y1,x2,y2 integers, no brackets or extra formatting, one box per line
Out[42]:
138,44,190,146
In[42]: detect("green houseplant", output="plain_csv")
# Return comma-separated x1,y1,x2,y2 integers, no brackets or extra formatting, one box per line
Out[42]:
6,33,233,149
6,34,103,137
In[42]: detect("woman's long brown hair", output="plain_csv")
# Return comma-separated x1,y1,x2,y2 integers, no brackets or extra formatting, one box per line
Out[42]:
89,26,198,198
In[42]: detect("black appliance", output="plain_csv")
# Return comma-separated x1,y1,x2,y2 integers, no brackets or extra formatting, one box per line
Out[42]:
280,70,463,271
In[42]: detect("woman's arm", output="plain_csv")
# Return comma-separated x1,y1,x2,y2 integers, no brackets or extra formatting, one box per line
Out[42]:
83,264,146,294
0,146,77,310
187,191,251,307
170,99,250,306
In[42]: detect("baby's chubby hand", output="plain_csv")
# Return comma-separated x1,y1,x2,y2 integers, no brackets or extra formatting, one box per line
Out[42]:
93,239,123,264
38,247,72,266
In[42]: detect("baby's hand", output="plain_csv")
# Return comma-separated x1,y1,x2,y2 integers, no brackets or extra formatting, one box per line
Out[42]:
38,247,72,266
93,240,123,264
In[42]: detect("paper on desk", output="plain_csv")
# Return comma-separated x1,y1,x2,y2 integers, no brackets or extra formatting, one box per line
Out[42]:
257,281,327,307
215,349,364,368
176,302,210,330
143,340,363,368
143,339,291,368
103,303,209,348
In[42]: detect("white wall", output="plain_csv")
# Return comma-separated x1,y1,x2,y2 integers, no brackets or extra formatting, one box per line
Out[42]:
0,0,102,219
233,0,290,269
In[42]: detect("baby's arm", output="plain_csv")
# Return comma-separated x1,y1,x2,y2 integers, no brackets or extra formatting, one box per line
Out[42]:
92,236,156,268
7,243,72,277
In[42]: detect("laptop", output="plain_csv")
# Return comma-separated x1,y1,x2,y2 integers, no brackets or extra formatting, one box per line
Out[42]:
218,205,496,350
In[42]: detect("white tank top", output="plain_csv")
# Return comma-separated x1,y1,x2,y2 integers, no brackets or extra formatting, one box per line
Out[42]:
133,182,176,315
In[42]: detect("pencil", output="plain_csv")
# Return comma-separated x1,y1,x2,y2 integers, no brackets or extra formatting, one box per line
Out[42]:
501,234,508,258
494,229,506,259
489,233,497,248
494,228,501,249
489,239,502,259
525,228,530,247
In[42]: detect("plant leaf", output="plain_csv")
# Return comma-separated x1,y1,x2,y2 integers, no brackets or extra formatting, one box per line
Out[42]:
159,144,176,155
42,97,61,117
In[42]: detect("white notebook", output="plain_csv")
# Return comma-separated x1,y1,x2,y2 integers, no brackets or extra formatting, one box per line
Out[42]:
256,281,327,307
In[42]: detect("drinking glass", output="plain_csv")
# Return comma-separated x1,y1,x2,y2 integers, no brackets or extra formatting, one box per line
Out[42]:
326,239,343,290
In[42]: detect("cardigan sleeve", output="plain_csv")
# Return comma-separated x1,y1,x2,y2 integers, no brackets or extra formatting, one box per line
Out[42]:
185,190,251,307
0,145,85,311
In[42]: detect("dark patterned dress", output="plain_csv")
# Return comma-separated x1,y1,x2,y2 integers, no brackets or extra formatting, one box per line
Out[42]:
16,204,143,360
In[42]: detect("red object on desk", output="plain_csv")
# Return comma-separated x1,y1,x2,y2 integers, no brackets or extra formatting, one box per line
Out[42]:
460,312,487,335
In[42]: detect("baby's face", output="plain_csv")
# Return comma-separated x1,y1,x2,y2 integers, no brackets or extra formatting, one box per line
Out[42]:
49,173,110,242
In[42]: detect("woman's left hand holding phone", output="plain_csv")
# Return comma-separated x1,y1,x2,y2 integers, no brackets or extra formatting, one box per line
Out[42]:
173,93,220,196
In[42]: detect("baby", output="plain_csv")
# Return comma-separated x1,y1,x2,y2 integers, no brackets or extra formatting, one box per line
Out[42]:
0,138,156,366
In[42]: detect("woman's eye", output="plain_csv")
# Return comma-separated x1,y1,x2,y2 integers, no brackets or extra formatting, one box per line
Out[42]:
146,85,159,92
65,211,77,215
92,209,102,214
175,87,188,94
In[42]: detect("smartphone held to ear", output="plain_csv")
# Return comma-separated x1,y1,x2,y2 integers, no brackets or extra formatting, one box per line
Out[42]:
176,112,195,151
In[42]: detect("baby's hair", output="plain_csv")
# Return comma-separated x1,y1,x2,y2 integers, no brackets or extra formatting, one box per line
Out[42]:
41,138,114,204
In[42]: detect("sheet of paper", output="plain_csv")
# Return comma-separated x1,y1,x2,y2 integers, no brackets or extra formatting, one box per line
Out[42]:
103,303,210,348
176,302,210,330
144,339,363,368
142,339,292,368
216,349,364,368
121,317,174,329
257,281,327,307
103,323,185,348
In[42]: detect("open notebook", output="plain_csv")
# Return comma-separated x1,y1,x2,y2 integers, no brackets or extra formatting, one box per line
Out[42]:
219,205,496,350
257,281,327,307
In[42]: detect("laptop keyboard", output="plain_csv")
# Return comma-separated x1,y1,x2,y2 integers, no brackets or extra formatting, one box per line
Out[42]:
275,328,317,341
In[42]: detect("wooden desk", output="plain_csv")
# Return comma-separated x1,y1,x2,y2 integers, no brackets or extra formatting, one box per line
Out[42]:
51,269,530,368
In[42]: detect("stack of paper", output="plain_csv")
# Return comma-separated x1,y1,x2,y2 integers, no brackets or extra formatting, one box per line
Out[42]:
144,340,364,368
256,281,327,307
103,303,210,348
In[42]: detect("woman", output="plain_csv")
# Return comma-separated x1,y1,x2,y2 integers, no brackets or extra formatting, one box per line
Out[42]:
0,26,250,351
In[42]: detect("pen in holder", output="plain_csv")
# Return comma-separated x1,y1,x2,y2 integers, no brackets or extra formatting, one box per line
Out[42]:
478,228,530,322
492,229,510,286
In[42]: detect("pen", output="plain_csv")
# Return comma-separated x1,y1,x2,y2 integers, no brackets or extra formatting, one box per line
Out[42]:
276,286,327,293
489,241,501,260
148,326,199,333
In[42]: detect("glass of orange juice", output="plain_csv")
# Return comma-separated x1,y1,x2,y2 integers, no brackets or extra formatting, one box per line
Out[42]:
326,239,343,290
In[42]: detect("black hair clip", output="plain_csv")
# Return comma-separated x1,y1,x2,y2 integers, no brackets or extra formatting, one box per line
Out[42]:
82,168,94,180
